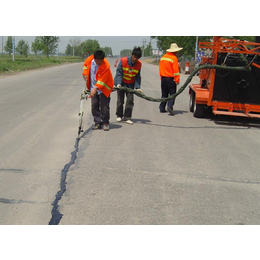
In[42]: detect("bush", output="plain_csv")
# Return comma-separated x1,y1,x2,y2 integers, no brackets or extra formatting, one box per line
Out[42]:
0,62,9,72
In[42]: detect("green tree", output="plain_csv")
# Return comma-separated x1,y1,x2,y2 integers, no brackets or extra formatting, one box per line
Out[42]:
38,36,59,58
31,37,42,55
144,42,152,56
16,39,29,56
228,36,255,42
69,37,81,56
81,39,100,57
102,46,113,56
152,36,257,59
120,49,131,57
65,44,72,55
23,42,29,57
152,36,212,58
4,36,13,55
74,45,82,56
16,39,25,55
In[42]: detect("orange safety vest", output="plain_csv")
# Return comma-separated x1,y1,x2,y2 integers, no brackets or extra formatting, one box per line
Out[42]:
82,55,114,98
121,57,142,84
159,52,180,83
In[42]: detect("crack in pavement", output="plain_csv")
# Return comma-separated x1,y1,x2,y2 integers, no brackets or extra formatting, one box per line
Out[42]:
48,126,92,225
0,198,48,204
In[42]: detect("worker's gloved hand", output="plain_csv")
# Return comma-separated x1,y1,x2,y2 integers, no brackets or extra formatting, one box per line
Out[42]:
83,75,87,81
176,82,180,85
136,89,143,93
116,84,121,88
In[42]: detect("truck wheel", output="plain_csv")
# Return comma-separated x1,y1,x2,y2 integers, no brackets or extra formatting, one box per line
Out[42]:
189,90,195,112
194,103,204,118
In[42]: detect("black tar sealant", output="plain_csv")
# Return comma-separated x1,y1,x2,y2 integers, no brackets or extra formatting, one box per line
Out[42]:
49,126,92,225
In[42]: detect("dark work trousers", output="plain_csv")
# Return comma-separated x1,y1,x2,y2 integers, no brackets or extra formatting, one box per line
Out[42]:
91,93,111,124
116,88,134,120
159,76,177,112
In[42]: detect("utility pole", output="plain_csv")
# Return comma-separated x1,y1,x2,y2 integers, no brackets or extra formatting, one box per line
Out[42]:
150,37,152,56
195,36,198,64
57,41,59,59
12,36,15,62
1,36,3,57
57,39,61,59
142,39,147,57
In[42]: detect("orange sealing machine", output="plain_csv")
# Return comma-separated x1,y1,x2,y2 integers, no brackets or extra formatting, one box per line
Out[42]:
189,36,260,118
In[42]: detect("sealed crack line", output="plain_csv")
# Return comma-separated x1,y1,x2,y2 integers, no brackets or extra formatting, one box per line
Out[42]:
49,126,93,225
48,138,79,225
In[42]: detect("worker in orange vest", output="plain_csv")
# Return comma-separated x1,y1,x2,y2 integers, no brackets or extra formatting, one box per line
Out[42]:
114,47,143,124
82,50,114,131
159,43,183,115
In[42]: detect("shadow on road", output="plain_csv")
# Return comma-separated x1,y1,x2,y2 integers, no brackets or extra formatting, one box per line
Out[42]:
203,108,260,129
109,123,123,130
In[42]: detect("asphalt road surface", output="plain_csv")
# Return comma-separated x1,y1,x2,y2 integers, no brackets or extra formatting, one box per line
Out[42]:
1,58,260,225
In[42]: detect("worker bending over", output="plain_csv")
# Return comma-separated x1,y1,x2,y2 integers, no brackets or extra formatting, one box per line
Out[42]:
82,50,114,131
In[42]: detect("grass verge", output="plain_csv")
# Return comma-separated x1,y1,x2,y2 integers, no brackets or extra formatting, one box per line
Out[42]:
0,56,83,74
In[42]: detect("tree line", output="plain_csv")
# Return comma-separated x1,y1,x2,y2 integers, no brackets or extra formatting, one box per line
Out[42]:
119,43,152,58
4,36,256,60
4,36,60,58
65,37,113,57
3,36,114,58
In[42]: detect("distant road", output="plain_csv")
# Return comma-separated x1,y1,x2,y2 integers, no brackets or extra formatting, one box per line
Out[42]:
1,58,260,224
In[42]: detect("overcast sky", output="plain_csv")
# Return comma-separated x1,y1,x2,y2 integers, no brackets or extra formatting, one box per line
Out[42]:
1,36,157,56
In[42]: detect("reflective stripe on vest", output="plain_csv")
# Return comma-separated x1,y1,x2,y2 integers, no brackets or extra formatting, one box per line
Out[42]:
160,57,174,63
123,76,132,81
122,67,139,82
123,67,139,74
96,80,111,91
122,67,139,81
